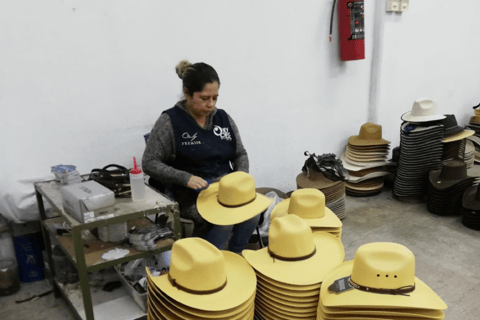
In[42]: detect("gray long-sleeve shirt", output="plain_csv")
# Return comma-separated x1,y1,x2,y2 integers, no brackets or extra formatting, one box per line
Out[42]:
142,101,249,187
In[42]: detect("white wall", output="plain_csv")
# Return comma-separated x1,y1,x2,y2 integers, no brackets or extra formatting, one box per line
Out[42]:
1,0,479,222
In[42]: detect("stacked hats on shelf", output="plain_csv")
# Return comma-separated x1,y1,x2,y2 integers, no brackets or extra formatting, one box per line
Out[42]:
298,152,348,219
146,238,256,320
243,214,345,320
441,114,474,164
393,99,446,200
318,242,448,320
270,188,343,240
466,103,480,164
427,160,477,216
341,122,392,197
462,184,480,230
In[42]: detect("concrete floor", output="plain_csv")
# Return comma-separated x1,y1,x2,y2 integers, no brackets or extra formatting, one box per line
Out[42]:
1,186,479,320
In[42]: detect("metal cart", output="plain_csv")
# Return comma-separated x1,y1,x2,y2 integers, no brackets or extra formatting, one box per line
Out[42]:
35,178,181,320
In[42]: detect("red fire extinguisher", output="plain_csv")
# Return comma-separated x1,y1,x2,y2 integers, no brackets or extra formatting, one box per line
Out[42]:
330,0,365,61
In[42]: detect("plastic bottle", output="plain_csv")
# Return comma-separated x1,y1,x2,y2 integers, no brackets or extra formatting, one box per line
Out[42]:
130,157,146,202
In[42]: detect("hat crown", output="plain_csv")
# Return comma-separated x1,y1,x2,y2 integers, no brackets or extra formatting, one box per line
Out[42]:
288,188,326,219
269,215,315,259
441,114,458,130
169,238,226,292
358,122,383,141
351,242,415,290
439,160,467,181
411,98,436,116
218,172,256,206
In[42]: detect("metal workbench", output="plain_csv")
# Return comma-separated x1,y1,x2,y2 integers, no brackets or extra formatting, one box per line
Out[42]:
35,178,181,320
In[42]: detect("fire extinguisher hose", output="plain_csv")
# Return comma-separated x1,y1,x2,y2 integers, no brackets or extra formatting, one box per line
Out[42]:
329,0,337,42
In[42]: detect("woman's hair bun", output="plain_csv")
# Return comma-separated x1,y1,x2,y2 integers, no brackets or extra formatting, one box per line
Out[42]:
175,59,193,79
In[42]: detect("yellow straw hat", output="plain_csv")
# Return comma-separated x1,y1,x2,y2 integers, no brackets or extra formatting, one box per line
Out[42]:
243,215,344,286
270,188,342,228
322,242,448,310
148,238,256,311
197,172,273,225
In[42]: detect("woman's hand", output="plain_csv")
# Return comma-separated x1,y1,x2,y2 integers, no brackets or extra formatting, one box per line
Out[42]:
187,175,208,190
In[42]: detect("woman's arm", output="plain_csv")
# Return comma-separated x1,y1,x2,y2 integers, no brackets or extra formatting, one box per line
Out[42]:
142,113,191,187
227,113,249,173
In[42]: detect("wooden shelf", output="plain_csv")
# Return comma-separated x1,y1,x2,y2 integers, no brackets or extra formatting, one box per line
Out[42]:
43,216,174,271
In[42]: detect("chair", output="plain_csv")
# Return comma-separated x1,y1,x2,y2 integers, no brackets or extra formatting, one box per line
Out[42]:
250,188,288,248
144,132,195,238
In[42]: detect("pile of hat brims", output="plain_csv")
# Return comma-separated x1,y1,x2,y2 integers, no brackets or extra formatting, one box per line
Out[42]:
462,184,480,231
317,242,447,320
394,99,447,199
243,214,345,320
296,171,347,220
342,122,391,197
146,238,256,320
427,160,477,216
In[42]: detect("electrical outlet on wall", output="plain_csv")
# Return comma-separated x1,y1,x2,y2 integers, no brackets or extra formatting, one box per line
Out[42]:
399,0,409,12
386,0,400,12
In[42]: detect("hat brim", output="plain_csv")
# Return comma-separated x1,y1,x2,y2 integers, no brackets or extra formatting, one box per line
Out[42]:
341,153,393,171
401,112,446,122
442,130,474,143
321,260,448,310
428,170,471,190
256,290,319,308
150,251,256,311
257,279,321,298
197,183,273,225
270,199,342,228
462,185,480,211
256,269,322,292
348,136,390,146
146,291,255,320
242,232,344,286
348,171,389,183
296,172,340,189
255,292,318,314
318,299,445,318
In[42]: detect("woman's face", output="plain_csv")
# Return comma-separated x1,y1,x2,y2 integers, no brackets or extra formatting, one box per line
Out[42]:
185,82,219,118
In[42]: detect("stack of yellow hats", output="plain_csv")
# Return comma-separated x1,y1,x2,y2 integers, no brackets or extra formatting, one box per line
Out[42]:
270,188,343,239
317,242,447,320
243,215,345,320
296,171,347,219
342,122,391,196
146,238,257,320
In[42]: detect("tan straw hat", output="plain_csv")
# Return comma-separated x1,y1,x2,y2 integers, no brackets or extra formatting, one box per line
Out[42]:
148,238,256,311
322,242,447,310
243,214,344,286
348,122,390,146
270,188,342,228
197,171,273,225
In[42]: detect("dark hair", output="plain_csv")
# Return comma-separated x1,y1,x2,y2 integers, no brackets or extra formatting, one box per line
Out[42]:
175,60,220,96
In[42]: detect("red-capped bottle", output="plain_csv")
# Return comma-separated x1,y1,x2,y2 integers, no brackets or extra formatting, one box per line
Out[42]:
130,157,145,201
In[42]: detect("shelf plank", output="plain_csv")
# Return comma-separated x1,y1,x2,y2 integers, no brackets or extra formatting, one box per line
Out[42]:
43,216,175,270
55,278,146,320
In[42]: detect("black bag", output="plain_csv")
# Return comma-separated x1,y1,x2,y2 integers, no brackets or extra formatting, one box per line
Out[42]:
89,164,131,198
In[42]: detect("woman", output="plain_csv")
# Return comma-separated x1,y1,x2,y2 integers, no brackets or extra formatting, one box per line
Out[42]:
142,60,260,253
